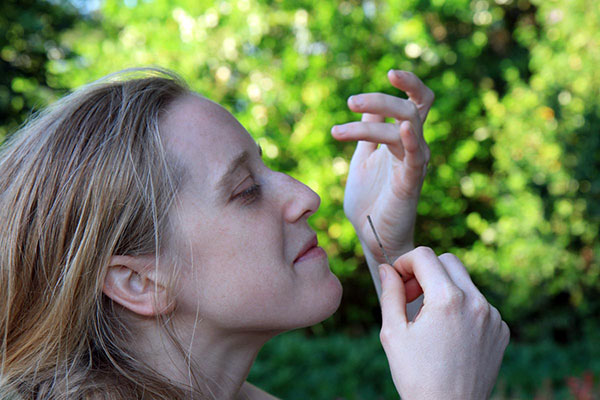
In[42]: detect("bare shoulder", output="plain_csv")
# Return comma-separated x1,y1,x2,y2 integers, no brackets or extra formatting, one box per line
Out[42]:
238,381,280,400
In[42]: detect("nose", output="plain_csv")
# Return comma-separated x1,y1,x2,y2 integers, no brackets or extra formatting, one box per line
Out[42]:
277,172,321,222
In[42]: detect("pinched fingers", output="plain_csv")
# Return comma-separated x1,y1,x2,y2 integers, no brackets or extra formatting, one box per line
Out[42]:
392,247,458,304
378,263,425,346
379,264,409,331
387,70,435,122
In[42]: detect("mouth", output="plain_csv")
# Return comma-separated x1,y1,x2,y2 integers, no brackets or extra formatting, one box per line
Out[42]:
293,235,323,263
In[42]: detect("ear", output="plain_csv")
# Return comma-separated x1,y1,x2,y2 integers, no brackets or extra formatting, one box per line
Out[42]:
103,255,174,316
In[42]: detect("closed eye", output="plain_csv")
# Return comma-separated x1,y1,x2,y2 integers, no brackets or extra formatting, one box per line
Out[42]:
234,183,261,205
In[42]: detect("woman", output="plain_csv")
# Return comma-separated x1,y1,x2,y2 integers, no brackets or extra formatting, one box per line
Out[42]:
0,68,509,399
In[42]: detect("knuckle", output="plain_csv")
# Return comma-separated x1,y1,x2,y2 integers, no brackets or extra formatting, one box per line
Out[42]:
407,101,419,118
471,296,490,316
413,246,436,259
379,326,394,346
380,290,393,307
502,321,511,344
426,88,435,105
491,305,506,327
502,319,510,333
439,252,460,264
489,303,501,317
440,286,465,309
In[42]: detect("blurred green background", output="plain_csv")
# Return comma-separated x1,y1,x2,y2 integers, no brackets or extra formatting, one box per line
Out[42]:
2,0,599,398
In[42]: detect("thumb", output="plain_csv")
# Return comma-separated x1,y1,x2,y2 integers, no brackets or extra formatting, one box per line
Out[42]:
379,264,408,327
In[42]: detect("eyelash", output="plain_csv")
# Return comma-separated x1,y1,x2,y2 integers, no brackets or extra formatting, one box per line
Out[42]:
235,183,261,205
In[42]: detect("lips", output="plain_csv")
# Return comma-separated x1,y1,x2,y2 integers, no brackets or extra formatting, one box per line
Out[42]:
294,235,319,263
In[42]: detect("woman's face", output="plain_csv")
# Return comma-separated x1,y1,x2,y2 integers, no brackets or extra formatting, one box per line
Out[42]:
160,94,343,333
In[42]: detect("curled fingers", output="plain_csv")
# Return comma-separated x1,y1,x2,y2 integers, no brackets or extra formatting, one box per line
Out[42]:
348,93,422,128
387,70,435,122
332,120,429,177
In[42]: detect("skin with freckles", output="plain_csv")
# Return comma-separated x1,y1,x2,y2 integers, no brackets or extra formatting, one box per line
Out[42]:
162,95,343,332
112,94,343,398
101,70,508,399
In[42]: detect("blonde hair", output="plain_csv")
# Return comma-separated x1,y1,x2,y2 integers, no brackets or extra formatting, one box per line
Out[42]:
0,69,200,398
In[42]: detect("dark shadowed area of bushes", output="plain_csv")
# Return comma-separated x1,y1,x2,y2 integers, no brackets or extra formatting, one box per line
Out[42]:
250,329,600,399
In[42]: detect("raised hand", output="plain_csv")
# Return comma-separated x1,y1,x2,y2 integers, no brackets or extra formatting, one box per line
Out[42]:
379,248,510,400
331,70,434,269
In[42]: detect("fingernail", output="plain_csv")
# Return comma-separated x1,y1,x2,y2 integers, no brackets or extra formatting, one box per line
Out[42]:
332,125,346,135
393,70,404,78
379,265,387,281
349,95,363,107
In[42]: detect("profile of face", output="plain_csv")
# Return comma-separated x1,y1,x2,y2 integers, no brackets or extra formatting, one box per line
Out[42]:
159,94,343,335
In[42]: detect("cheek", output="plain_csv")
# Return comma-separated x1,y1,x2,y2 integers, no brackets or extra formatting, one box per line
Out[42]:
170,197,342,330
179,260,299,330
175,218,297,327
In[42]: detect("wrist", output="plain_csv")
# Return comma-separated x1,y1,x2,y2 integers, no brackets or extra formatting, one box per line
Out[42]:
361,239,414,265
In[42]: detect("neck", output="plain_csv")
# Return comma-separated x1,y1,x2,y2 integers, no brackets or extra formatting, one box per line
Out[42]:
132,316,276,399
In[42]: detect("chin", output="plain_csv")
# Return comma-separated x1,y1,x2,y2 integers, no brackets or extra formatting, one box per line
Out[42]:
300,273,344,328
326,273,344,314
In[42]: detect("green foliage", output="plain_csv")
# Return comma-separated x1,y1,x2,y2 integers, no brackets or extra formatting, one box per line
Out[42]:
445,0,600,342
250,330,397,400
0,0,79,136
39,0,599,341
250,328,600,399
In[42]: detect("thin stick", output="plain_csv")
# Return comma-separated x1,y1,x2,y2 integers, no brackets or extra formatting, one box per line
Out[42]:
367,215,394,267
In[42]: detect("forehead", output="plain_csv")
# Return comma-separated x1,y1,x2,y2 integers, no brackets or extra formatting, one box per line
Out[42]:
160,94,255,183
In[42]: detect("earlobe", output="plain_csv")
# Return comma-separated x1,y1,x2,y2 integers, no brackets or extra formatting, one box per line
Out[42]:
103,255,174,316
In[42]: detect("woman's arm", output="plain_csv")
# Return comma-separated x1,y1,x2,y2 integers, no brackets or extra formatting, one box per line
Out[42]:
331,70,434,298
333,72,508,398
